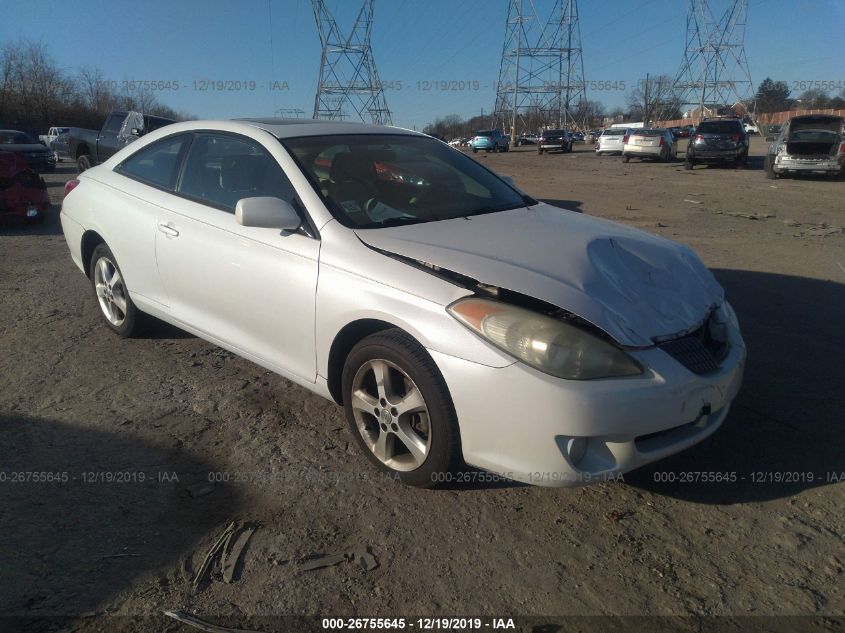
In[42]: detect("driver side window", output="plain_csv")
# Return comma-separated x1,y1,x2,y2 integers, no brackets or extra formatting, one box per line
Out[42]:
177,133,298,213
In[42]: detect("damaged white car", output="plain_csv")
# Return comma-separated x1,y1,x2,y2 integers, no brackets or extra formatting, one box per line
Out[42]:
60,119,746,487
765,114,845,179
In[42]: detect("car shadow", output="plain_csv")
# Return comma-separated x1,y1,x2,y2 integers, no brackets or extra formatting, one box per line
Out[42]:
0,412,243,631
626,269,845,503
539,199,583,213
138,316,196,340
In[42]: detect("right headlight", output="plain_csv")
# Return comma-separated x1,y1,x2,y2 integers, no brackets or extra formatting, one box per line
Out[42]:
448,297,643,380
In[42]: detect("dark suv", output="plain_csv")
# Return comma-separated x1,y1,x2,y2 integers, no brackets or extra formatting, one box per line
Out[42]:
685,118,749,169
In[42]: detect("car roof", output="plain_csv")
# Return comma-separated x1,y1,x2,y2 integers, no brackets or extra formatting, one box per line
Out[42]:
234,117,422,139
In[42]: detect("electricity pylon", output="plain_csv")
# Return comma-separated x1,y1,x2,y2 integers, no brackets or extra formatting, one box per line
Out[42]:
666,0,754,121
493,0,587,140
312,0,392,125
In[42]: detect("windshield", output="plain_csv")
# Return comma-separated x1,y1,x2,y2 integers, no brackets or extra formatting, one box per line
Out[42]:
283,134,528,229
474,130,494,137
0,131,34,144
602,129,625,136
543,130,566,136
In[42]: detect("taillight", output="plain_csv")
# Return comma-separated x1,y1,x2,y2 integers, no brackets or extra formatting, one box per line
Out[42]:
64,179,80,198
623,135,629,144
839,142,845,155
694,134,704,141
659,136,665,146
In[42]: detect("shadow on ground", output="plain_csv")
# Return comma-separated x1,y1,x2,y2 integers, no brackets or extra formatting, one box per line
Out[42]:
628,269,845,503
0,413,242,631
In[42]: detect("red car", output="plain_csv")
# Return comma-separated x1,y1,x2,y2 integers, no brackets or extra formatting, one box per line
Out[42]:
0,151,50,224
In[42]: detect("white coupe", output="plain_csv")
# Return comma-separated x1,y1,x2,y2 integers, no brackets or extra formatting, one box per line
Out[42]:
60,118,745,487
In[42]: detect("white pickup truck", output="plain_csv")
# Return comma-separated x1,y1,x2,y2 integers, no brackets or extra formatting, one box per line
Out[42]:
38,126,70,146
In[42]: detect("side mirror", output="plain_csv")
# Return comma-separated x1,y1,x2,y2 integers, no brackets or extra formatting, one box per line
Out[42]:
236,196,302,230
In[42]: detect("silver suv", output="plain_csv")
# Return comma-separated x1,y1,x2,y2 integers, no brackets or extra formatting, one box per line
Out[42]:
764,114,845,180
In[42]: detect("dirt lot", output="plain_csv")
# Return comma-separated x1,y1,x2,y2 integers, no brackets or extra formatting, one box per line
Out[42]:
1,137,843,632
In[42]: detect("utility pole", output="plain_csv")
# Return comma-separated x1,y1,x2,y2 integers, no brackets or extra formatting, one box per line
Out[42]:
312,0,392,125
665,0,754,123
493,0,587,145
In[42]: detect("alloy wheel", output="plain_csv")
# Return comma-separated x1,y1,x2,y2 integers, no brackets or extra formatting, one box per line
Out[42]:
349,358,431,471
93,256,128,326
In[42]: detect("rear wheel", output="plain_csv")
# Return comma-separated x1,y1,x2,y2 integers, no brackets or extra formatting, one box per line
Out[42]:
538,147,544,154
342,329,461,488
684,156,694,170
764,155,777,179
623,154,630,163
77,154,93,173
472,148,477,154
90,243,142,337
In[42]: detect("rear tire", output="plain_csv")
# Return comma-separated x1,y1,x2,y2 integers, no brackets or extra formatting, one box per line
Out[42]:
764,155,777,179
623,154,630,163
472,148,477,154
90,243,143,338
342,329,462,488
538,148,544,154
77,154,94,173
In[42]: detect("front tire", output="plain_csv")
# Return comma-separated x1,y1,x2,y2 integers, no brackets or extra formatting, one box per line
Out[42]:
90,243,142,337
342,329,461,488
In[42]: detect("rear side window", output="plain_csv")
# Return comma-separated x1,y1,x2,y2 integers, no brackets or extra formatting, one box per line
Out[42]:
176,133,297,213
102,114,124,133
116,134,189,189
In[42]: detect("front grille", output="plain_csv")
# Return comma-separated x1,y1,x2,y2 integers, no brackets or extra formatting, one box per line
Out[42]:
659,317,728,375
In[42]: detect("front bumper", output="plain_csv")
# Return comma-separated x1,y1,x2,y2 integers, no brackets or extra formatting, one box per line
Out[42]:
430,322,745,487
774,155,842,175
24,155,56,170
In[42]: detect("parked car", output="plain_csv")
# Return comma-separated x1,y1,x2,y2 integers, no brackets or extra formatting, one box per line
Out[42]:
743,122,759,135
622,128,678,162
595,128,629,155
39,126,70,147
684,118,748,169
571,132,585,143
68,110,176,173
470,129,509,153
447,138,463,147
59,118,744,488
538,129,573,154
765,124,782,137
764,114,845,180
670,126,691,139
516,133,538,146
0,130,57,171
588,129,602,143
0,151,51,223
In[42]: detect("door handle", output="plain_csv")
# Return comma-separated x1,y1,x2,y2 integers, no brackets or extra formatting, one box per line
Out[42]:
158,223,179,237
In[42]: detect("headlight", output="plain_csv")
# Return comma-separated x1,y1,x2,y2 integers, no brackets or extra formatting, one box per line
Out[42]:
448,298,643,380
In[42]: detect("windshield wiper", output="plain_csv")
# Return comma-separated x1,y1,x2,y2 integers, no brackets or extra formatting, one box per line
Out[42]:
375,216,426,228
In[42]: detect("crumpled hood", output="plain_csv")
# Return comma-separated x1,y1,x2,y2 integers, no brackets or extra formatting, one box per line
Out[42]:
354,204,724,347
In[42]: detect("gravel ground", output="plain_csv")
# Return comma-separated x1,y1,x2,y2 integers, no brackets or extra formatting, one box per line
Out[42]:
1,137,843,632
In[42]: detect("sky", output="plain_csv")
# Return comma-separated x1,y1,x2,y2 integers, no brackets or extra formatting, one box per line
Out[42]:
2,0,844,130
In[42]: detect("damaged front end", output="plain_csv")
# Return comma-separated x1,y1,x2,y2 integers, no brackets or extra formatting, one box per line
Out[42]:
0,151,50,223
370,245,732,380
